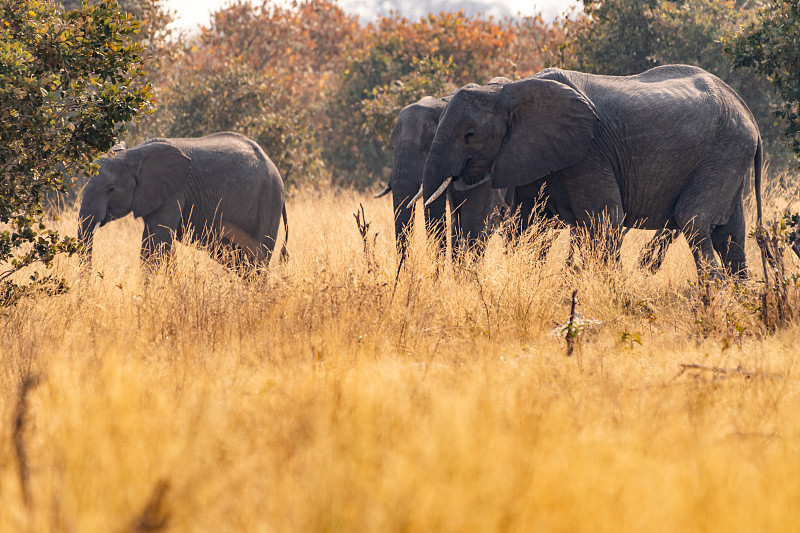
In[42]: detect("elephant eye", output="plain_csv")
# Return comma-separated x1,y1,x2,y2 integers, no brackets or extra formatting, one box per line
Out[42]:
107,185,116,193
464,132,474,144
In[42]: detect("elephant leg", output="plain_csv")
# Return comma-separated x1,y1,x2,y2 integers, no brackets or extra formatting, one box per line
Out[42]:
565,227,578,268
450,185,492,259
566,166,625,267
424,190,448,260
578,204,625,268
711,196,747,278
450,192,467,260
212,241,260,275
501,190,529,244
391,184,418,260
638,229,679,273
141,222,176,268
141,202,181,269
505,185,557,262
676,216,719,277
676,154,756,278
674,170,743,277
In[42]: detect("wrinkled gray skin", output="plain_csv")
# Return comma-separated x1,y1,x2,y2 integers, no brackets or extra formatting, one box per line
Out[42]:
506,179,680,270
376,79,509,260
78,132,288,270
423,65,763,277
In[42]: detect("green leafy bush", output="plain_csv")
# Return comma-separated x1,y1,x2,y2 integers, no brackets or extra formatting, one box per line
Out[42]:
0,0,151,298
572,0,790,168
727,0,800,164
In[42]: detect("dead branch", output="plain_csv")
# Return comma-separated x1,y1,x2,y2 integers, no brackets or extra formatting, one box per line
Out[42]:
675,363,783,381
353,203,379,273
677,363,753,378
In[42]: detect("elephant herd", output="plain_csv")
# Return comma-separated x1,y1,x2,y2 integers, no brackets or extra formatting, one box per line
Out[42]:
79,64,763,279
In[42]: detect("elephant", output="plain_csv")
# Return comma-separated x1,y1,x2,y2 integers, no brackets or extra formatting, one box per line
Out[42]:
374,78,511,260
78,132,288,271
422,65,763,278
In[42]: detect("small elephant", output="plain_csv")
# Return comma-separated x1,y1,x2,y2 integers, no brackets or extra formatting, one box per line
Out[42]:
78,132,288,270
423,65,763,278
375,78,511,260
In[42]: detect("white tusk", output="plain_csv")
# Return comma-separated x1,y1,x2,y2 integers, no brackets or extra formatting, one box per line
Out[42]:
424,177,452,207
373,184,391,199
92,222,101,235
406,184,424,209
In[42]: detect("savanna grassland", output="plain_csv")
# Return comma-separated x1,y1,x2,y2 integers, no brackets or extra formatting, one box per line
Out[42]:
2,185,800,532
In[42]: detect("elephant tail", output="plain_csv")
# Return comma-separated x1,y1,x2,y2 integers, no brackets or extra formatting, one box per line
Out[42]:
754,135,763,228
279,204,289,263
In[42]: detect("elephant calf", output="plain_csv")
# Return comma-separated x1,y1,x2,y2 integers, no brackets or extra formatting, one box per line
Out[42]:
78,132,288,271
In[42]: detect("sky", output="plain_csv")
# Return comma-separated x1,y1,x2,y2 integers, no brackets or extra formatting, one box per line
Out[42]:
166,0,581,32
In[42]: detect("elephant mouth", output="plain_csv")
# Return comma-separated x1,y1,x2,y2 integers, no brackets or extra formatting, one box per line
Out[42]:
459,156,492,181
452,174,491,191
99,205,114,227
461,163,491,183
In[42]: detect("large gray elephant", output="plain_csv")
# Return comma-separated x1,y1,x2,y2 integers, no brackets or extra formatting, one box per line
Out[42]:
375,79,510,259
78,132,288,270
422,65,763,277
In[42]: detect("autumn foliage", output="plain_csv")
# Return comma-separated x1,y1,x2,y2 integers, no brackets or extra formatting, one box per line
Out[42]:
137,0,795,189
136,1,570,188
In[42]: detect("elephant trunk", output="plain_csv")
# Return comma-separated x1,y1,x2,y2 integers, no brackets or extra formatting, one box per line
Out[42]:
391,179,418,259
77,198,106,267
422,148,461,257
390,152,428,258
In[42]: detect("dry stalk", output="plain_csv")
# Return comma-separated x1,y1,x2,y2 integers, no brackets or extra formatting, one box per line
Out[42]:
565,289,579,357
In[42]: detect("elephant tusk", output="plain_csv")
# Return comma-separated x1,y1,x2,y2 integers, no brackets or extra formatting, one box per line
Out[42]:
406,184,424,209
373,184,391,199
92,222,101,235
424,177,452,207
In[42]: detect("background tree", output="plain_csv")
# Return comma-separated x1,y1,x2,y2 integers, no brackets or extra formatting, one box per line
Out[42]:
324,11,516,188
144,0,358,187
324,9,574,188
570,0,790,167
726,0,800,164
59,0,180,87
0,0,151,301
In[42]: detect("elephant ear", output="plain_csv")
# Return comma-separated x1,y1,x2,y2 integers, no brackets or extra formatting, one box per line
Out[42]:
492,78,599,189
131,141,192,218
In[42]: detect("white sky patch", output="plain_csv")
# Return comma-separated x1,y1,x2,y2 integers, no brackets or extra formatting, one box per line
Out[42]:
166,0,580,33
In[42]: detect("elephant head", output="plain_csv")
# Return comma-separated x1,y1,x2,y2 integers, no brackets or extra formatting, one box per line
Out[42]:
380,96,449,257
378,78,514,259
422,77,600,213
77,140,191,265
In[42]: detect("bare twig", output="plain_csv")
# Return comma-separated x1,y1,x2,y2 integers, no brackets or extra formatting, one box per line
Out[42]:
388,251,405,306
14,373,41,509
128,479,170,533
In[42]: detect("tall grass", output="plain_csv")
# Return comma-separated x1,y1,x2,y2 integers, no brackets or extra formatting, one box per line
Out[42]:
1,186,799,532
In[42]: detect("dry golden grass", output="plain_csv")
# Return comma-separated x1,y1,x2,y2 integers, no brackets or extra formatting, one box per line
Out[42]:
1,187,800,532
